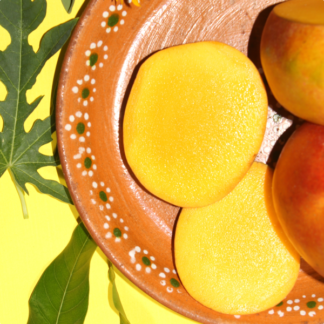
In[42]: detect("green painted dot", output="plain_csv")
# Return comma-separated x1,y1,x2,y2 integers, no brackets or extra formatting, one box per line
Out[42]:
99,191,108,202
273,114,282,123
84,157,92,169
142,256,151,266
276,301,283,307
113,228,122,237
76,122,85,134
307,301,316,308
89,53,98,66
82,88,90,99
170,278,180,288
108,13,119,27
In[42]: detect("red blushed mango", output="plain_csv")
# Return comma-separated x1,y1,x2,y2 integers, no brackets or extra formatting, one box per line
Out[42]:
261,0,324,125
273,122,324,277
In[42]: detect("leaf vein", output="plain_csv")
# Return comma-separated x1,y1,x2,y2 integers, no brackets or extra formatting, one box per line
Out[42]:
66,271,88,294
0,8,20,30
55,235,90,324
0,106,16,119
11,120,53,165
0,149,8,164
60,293,88,315
13,166,66,198
25,2,45,32
14,161,55,166
43,275,59,315
20,28,72,93
0,64,18,91
8,3,23,165
32,291,53,324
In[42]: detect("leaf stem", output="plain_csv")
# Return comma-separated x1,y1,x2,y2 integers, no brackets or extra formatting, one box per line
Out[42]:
108,261,131,324
9,168,28,219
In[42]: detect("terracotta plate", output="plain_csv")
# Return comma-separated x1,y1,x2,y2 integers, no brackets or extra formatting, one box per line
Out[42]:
57,0,324,323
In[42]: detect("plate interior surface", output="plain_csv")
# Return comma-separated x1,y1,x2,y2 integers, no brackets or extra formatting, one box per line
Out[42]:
57,0,324,323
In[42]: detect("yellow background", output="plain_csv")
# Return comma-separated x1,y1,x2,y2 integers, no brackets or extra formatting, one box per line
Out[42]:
0,1,196,323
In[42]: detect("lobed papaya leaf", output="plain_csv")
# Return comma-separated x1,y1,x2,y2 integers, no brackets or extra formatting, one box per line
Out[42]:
0,0,78,218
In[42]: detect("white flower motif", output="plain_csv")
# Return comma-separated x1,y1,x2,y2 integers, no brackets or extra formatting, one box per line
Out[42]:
71,75,96,106
101,5,127,33
85,41,108,70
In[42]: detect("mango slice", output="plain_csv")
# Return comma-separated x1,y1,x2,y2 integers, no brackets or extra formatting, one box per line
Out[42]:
174,162,300,315
123,42,267,207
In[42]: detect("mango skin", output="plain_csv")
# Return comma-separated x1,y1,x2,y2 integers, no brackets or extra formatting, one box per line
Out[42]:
261,4,324,125
175,162,300,315
124,42,267,207
273,122,324,278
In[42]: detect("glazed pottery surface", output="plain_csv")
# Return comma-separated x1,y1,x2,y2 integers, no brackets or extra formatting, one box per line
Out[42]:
57,0,324,323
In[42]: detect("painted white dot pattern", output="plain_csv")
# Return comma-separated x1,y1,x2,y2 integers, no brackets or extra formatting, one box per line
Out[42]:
277,311,284,317
64,9,194,297
167,287,173,293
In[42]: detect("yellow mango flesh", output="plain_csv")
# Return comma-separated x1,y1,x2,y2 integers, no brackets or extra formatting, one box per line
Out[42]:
123,42,267,207
175,162,300,314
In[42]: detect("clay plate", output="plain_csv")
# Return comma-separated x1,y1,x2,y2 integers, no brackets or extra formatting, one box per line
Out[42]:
57,0,324,323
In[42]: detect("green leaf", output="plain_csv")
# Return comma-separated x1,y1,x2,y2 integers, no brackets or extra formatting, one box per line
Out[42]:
108,261,131,324
0,0,78,217
28,222,97,324
61,0,75,13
